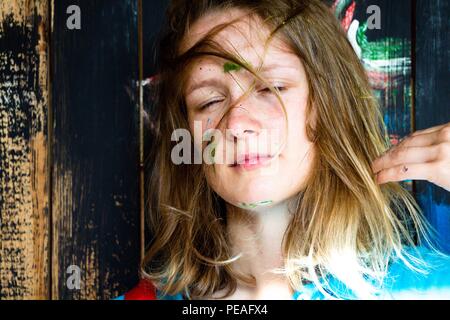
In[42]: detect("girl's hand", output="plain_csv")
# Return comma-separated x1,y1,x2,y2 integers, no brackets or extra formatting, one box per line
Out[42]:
371,122,450,192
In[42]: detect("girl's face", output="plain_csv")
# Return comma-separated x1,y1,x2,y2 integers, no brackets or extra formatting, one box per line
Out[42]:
182,9,315,210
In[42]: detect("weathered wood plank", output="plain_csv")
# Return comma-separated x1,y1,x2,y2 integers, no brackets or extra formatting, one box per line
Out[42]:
141,0,169,260
51,0,140,299
415,0,450,252
0,0,50,299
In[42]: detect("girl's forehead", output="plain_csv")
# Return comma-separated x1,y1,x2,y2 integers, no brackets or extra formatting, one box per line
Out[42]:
187,46,300,75
182,17,296,74
180,7,276,56
180,8,302,91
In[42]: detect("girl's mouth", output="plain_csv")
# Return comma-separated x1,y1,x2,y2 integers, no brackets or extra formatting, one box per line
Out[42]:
229,154,275,170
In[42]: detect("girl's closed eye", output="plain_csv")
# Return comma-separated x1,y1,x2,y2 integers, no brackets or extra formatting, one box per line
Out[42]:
200,97,225,110
257,84,287,94
199,85,287,110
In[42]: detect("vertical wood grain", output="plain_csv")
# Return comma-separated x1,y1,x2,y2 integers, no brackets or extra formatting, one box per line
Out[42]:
51,0,140,299
0,0,50,299
141,0,169,255
415,0,450,252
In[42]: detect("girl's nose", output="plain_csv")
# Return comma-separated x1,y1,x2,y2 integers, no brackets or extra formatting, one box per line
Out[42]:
226,103,261,140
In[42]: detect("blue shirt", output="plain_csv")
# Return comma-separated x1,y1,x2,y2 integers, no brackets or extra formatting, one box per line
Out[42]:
115,245,450,300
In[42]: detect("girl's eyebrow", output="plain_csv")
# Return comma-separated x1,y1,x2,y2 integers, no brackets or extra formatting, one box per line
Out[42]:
259,63,298,72
186,62,299,95
186,78,223,95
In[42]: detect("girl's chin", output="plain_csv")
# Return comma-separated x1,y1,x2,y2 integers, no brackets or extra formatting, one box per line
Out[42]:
236,180,282,194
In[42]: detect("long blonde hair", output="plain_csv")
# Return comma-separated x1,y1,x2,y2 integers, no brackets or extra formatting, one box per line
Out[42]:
141,0,440,299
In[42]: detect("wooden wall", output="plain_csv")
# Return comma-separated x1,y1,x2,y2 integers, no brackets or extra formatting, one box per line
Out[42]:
1,0,141,300
50,0,140,300
414,0,450,252
0,0,449,299
1,0,50,300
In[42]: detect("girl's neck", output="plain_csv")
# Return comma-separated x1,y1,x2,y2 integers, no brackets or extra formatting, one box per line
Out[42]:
224,197,296,299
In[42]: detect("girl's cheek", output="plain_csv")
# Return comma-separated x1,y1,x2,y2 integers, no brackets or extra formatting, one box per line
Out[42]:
205,117,214,130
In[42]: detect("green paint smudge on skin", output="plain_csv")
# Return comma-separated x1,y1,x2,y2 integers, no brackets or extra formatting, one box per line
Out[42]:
223,61,241,73
203,129,214,141
202,129,217,165
204,142,217,165
239,200,273,209
210,145,216,164
256,200,273,206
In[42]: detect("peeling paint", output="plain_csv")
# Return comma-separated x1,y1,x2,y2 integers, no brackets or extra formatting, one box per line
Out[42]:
0,1,49,299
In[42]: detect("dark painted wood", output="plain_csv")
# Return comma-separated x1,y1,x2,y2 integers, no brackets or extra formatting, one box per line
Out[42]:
51,0,140,299
142,0,169,78
415,0,450,252
141,0,170,252
351,0,414,193
0,1,50,299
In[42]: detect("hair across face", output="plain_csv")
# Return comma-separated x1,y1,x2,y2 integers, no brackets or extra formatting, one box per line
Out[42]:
181,9,316,210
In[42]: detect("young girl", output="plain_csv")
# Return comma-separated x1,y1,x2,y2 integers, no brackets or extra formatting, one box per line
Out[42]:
116,0,450,300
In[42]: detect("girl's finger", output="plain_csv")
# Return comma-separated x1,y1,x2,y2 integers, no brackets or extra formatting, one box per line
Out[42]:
375,162,437,184
410,122,448,137
371,144,441,174
400,129,445,148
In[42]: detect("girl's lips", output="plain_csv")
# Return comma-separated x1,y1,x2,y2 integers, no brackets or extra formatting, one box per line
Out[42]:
229,155,275,171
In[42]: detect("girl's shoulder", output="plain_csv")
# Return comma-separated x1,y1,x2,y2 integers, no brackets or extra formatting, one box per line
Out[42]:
113,278,184,300
294,245,450,300
113,279,158,300
383,245,450,299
